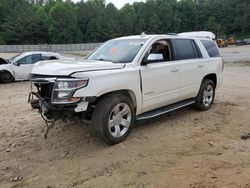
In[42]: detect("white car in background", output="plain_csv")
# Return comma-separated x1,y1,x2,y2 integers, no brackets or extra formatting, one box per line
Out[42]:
0,51,74,83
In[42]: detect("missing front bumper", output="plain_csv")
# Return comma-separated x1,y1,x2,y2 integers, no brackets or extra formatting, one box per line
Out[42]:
28,92,89,118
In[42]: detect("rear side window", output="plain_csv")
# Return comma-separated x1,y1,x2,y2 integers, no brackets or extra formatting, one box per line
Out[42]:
201,40,220,57
171,39,200,60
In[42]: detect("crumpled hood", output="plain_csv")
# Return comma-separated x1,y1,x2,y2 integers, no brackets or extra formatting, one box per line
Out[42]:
31,59,125,76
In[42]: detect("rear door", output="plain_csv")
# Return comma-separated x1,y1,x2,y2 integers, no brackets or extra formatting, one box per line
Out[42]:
170,38,204,100
13,54,41,80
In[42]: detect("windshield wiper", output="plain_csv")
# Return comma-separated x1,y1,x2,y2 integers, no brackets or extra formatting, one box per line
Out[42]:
93,58,108,61
93,58,116,63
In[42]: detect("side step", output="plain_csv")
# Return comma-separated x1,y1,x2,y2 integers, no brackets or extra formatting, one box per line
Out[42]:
136,99,195,121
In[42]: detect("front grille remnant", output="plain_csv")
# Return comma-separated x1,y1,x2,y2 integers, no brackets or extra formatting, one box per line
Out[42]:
40,83,54,99
31,74,57,100
33,81,55,102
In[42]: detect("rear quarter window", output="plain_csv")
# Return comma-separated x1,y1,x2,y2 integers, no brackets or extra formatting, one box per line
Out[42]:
171,39,200,60
201,40,220,57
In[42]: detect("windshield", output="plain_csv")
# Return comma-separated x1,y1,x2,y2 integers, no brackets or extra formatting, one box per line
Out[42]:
8,53,21,62
87,39,146,63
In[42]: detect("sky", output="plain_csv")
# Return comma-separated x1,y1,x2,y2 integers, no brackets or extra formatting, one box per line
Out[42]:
72,0,146,9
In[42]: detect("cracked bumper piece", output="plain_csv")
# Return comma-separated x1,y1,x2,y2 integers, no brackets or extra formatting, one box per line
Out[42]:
74,101,89,112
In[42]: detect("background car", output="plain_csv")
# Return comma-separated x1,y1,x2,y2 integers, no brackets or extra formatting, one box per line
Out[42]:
0,51,74,83
235,39,248,46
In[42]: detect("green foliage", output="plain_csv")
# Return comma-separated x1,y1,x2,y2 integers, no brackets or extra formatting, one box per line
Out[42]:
0,0,249,44
48,1,82,43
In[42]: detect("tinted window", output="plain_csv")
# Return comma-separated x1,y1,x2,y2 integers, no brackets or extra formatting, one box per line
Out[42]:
171,39,200,60
32,54,41,63
201,40,220,57
17,55,33,64
17,54,41,65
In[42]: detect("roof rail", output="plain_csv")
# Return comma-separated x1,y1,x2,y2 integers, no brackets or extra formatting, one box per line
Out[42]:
178,31,216,40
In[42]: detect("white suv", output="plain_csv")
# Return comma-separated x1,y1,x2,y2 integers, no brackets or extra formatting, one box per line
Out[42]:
29,34,223,144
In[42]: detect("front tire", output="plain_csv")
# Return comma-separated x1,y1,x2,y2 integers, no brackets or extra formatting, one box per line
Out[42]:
0,71,14,83
194,79,215,111
91,93,135,145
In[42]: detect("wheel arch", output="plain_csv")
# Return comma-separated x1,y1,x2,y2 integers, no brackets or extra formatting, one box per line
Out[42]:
0,69,14,76
0,69,15,82
203,73,217,88
94,89,137,112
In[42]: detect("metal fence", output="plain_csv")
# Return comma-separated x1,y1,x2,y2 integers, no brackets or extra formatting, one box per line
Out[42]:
0,43,102,53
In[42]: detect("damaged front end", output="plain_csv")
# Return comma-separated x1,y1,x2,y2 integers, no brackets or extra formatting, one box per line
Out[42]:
0,58,10,65
28,74,90,139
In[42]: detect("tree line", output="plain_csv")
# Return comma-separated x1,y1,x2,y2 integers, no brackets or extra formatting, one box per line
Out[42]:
0,0,249,44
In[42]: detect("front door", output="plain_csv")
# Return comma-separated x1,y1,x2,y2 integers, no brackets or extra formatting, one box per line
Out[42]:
140,39,182,113
13,54,41,80
140,61,182,113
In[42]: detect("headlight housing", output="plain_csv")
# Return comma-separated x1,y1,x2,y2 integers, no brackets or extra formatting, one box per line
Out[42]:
52,78,88,104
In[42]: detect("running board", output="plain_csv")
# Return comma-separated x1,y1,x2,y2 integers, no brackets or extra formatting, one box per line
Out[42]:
136,99,195,121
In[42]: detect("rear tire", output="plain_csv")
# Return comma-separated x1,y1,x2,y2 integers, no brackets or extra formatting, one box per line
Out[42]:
194,79,215,111
0,71,14,83
91,93,135,145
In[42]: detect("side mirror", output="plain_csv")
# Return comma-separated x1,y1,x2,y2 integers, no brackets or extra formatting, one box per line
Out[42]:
13,62,20,66
142,53,164,65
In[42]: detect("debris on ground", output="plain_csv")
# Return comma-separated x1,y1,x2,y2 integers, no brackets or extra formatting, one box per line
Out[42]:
208,141,214,147
193,164,199,168
60,151,69,158
5,148,11,152
137,171,147,177
10,176,22,182
241,133,250,140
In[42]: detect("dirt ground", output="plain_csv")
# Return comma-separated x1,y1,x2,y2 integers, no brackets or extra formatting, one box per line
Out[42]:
1,51,250,188
220,45,250,63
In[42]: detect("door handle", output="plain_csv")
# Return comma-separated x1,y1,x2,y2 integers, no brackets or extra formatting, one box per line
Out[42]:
197,65,204,68
171,69,179,72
